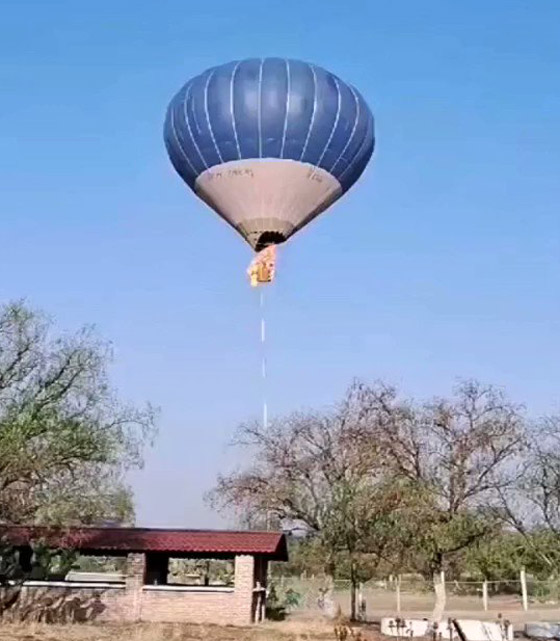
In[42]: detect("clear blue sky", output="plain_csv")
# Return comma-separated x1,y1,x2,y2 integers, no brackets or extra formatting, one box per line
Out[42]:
1,0,559,527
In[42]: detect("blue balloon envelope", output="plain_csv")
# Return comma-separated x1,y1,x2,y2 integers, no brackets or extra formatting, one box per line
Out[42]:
164,58,375,251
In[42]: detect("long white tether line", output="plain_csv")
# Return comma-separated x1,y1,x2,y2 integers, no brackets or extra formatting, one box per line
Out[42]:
259,289,268,430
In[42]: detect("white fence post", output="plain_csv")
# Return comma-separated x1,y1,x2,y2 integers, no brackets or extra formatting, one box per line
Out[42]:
520,567,529,611
396,575,402,613
482,580,488,611
358,582,364,620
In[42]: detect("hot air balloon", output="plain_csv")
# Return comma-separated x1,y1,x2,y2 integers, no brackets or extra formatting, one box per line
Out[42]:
164,57,375,286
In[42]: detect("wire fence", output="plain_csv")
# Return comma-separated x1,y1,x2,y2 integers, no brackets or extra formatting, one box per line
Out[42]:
271,575,560,620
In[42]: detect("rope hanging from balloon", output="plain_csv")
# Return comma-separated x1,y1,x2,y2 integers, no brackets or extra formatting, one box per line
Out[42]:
247,246,277,430
260,289,268,430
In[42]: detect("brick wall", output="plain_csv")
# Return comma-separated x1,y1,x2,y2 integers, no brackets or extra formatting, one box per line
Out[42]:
140,587,235,623
2,552,264,626
1,584,129,623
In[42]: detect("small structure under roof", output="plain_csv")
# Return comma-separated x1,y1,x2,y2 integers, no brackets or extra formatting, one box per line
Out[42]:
0,525,288,625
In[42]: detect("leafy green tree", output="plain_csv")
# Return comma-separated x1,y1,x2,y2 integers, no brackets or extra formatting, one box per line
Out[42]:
272,536,327,578
0,301,157,526
464,532,542,583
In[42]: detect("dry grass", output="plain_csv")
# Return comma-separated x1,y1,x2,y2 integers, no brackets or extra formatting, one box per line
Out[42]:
0,620,379,641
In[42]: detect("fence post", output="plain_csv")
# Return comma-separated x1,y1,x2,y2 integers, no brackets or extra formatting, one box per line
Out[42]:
358,582,364,621
432,570,446,623
396,575,402,613
520,567,529,611
482,580,488,611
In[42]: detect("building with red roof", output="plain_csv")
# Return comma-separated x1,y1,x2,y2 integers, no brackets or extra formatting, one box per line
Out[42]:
0,526,288,625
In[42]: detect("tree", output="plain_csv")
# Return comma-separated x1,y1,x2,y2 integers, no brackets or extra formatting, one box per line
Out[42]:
0,301,157,526
463,531,551,585
273,536,329,578
210,378,530,621
361,379,526,619
208,383,414,620
498,416,560,573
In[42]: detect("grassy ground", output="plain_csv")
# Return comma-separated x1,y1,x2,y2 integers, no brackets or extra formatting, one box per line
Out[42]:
0,620,354,641
2,591,560,641
3,609,560,641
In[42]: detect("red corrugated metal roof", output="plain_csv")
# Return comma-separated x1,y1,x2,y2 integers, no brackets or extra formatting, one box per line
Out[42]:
0,526,288,560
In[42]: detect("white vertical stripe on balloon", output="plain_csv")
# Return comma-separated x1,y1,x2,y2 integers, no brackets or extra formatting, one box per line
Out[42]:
169,107,198,175
257,58,264,158
203,69,223,163
338,110,373,182
230,61,242,159
256,60,265,236
330,85,361,174
279,59,291,158
183,83,209,170
299,63,318,162
315,77,341,169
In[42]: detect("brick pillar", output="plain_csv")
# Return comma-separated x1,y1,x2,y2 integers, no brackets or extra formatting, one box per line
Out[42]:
233,554,255,625
125,553,145,621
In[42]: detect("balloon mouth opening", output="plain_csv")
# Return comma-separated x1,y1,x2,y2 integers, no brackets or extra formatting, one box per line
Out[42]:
255,231,285,252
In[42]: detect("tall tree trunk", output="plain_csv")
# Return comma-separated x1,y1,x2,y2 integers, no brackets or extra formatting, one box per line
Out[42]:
431,569,446,623
350,559,357,621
